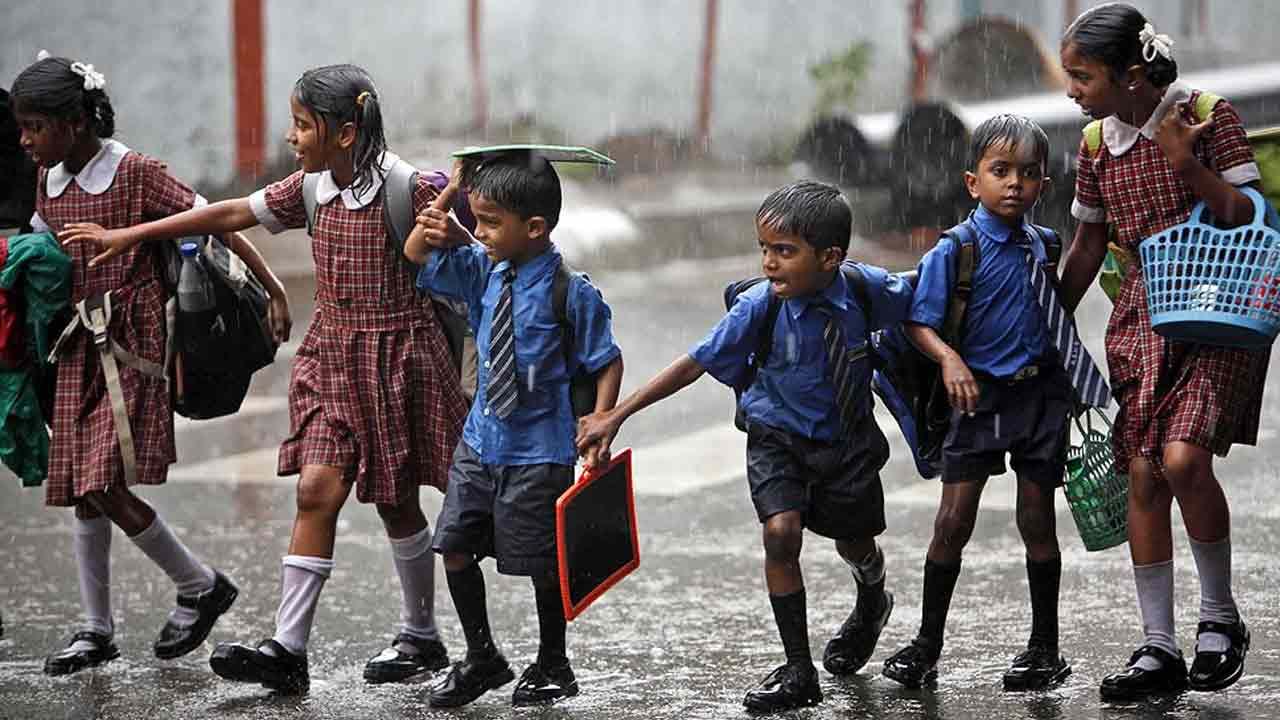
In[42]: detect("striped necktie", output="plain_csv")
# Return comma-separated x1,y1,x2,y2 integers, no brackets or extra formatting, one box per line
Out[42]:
487,268,518,419
1019,234,1112,409
817,304,860,431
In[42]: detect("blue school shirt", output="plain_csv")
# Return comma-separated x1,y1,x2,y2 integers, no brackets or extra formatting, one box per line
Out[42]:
907,204,1055,377
690,264,913,443
418,244,621,466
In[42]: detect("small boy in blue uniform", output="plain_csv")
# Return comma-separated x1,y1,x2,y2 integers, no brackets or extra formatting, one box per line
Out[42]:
881,114,1104,690
408,151,624,707
577,180,913,713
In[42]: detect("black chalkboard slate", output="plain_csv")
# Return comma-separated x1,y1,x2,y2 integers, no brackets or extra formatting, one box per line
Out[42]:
555,448,639,620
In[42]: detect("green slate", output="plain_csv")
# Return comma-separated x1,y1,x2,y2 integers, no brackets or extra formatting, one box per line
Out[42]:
451,144,615,166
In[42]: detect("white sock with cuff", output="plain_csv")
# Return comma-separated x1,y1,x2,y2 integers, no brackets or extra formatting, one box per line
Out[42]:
129,515,216,627
272,555,335,656
71,515,114,652
1189,537,1237,654
389,526,439,654
1133,560,1178,671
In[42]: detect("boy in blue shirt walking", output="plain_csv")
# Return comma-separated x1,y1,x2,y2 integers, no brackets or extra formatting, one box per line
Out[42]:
408,151,624,707
576,181,913,713
880,115,1109,690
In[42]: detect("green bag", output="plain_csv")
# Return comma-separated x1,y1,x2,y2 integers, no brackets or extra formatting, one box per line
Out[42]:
1064,409,1129,551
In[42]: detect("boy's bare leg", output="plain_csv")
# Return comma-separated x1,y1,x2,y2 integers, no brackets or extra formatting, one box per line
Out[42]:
825,536,891,675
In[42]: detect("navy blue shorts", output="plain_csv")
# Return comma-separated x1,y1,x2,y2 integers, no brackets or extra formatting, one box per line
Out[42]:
941,366,1073,486
432,441,574,577
745,420,887,541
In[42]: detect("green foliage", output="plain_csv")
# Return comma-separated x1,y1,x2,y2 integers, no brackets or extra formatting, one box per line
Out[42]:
808,41,873,117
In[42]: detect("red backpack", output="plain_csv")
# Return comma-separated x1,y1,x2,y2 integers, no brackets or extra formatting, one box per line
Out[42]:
0,235,25,369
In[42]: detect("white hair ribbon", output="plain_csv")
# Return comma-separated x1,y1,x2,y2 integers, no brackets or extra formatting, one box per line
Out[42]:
36,49,51,61
1139,22,1174,63
70,61,106,92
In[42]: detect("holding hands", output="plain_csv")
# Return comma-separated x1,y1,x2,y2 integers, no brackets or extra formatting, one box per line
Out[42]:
576,410,622,471
416,159,473,250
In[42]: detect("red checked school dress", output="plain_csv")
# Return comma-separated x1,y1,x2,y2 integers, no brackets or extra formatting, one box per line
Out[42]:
36,143,195,506
252,162,466,503
1073,87,1268,471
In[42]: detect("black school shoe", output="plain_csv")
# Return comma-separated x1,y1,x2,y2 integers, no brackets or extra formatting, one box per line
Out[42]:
742,662,822,713
881,641,939,688
1002,643,1071,691
428,650,516,708
511,659,580,706
823,590,894,675
1099,645,1188,701
44,631,120,676
209,639,309,695
1189,619,1250,692
154,569,239,660
363,633,450,684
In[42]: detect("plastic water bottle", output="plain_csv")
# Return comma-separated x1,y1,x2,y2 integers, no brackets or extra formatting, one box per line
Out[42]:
177,241,216,313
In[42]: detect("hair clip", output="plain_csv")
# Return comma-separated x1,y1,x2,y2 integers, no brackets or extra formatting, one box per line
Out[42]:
355,91,372,109
1139,22,1174,63
36,49,51,61
70,61,106,92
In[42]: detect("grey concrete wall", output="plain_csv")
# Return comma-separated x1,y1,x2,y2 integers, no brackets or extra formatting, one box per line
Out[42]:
4,1,1276,190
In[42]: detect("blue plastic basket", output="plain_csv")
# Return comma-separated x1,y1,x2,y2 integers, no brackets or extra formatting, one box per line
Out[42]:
1139,187,1280,348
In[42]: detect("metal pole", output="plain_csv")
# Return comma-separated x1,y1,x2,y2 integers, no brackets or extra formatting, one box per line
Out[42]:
909,0,928,102
695,0,718,152
232,0,265,180
468,0,488,131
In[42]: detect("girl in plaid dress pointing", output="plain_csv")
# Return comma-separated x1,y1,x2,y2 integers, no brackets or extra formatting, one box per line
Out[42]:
1058,4,1266,701
12,54,290,675
62,64,469,694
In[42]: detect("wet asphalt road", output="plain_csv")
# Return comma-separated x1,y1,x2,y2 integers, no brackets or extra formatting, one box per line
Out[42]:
2,251,1280,720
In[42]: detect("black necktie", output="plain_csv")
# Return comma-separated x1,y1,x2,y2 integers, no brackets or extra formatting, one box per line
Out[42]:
487,268,518,419
818,304,859,430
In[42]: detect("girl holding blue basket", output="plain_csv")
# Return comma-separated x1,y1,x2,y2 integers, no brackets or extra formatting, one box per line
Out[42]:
1057,4,1267,702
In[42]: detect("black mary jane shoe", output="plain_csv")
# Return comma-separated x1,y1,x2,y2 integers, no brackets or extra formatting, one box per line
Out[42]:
44,631,120,676
511,659,580,706
428,650,516,708
1099,645,1188,702
209,638,309,695
363,632,450,684
1002,643,1071,691
154,570,239,660
824,590,894,676
743,662,822,713
1189,619,1250,692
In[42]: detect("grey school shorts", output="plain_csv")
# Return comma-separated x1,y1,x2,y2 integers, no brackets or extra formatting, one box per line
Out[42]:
940,365,1073,486
432,440,574,577
745,420,888,541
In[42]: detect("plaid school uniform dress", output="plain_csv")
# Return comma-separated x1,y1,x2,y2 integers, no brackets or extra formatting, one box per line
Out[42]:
36,145,193,506
1073,88,1268,472
253,167,466,504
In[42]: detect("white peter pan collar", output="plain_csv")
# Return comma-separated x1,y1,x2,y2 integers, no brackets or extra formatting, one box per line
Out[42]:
46,138,131,197
313,151,403,210
1101,81,1191,156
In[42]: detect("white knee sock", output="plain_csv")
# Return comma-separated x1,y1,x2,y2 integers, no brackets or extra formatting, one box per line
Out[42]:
71,515,113,651
1133,560,1178,670
1189,537,1237,653
129,515,216,627
389,526,439,652
272,555,334,656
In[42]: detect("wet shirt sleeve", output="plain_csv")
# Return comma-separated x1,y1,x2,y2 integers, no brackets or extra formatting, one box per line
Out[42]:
907,236,955,330
141,157,199,221
859,264,915,331
416,170,477,234
689,283,767,388
567,275,621,374
417,242,491,328
1205,99,1261,187
1072,138,1106,224
248,170,308,234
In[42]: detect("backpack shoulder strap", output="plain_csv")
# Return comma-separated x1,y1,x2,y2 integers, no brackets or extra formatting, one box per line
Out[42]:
1028,225,1062,273
381,158,419,249
302,173,320,236
1082,120,1103,157
751,293,782,380
941,221,979,344
839,261,873,335
1193,90,1223,123
553,258,577,368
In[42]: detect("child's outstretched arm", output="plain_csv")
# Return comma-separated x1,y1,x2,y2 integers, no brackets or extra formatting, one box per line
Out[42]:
580,355,625,469
905,323,978,415
58,198,259,268
223,231,292,343
576,354,704,466
1058,219,1109,312
405,160,473,265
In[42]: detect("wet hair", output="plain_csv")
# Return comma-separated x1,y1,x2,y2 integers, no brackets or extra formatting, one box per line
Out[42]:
1062,2,1178,88
969,114,1050,170
293,64,387,200
460,152,562,232
9,56,115,137
755,180,851,252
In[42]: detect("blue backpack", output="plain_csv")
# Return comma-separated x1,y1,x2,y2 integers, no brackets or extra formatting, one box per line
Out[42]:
871,219,1061,478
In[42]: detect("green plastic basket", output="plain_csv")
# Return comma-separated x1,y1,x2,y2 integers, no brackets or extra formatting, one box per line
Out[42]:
1064,410,1129,551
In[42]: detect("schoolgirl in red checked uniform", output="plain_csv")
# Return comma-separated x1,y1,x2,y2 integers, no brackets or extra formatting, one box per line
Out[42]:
63,63,469,695
1057,4,1265,701
11,54,290,676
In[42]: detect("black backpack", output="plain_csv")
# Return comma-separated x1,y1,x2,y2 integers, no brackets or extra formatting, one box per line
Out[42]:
162,235,279,419
870,218,1061,478
722,261,874,432
304,160,600,416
